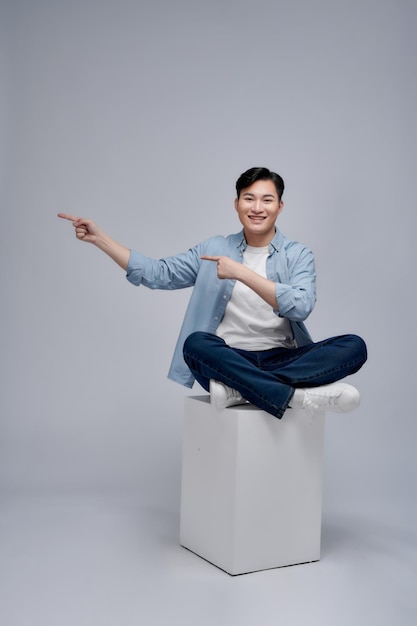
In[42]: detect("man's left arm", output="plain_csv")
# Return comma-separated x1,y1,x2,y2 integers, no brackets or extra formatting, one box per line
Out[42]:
201,255,278,309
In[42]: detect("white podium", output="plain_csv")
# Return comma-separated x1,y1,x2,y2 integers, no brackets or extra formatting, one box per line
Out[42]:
180,396,325,575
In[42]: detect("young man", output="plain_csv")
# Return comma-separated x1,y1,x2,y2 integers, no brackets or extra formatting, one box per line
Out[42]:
58,167,367,419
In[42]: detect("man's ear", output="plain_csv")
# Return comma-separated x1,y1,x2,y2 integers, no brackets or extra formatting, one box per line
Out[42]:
234,198,239,212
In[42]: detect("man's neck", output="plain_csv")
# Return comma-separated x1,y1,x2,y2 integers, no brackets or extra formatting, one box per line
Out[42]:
244,229,276,247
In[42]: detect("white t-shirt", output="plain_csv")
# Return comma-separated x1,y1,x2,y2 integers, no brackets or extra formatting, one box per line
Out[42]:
215,245,296,350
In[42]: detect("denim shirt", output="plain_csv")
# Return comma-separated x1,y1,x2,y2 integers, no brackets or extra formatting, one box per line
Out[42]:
126,229,316,388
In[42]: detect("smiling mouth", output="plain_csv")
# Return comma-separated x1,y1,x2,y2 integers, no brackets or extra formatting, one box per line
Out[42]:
248,216,266,221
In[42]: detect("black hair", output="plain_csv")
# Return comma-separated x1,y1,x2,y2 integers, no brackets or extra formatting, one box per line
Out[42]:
235,167,285,201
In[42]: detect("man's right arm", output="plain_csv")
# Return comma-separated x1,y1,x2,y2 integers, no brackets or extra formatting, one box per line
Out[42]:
58,214,130,271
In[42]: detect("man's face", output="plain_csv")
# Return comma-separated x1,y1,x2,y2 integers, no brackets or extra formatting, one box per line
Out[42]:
234,179,283,246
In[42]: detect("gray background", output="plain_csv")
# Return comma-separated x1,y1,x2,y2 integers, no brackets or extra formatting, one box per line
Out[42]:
1,0,416,624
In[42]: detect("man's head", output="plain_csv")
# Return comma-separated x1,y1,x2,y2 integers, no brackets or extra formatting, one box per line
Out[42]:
234,167,285,246
236,167,285,202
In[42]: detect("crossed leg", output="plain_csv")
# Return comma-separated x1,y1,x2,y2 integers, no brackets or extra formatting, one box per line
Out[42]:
183,332,367,418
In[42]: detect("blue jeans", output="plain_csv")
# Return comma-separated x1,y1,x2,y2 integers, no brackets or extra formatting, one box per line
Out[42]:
183,332,367,418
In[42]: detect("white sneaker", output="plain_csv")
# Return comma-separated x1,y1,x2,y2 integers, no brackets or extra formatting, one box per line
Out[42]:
210,380,247,411
292,382,360,414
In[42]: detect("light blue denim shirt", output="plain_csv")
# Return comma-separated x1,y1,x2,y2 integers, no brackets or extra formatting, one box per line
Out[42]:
126,229,316,388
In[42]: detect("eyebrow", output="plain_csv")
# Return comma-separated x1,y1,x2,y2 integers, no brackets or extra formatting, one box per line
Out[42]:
242,192,276,199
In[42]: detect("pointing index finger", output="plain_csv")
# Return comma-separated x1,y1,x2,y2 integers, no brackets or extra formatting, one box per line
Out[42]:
57,213,80,222
201,255,220,262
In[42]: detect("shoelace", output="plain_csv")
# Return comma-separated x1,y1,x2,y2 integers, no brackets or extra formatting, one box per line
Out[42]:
227,387,243,401
302,388,343,411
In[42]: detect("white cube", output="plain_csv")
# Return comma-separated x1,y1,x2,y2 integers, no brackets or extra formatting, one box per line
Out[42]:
180,396,325,575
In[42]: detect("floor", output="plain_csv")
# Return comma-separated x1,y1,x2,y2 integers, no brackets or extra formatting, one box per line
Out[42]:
1,491,415,626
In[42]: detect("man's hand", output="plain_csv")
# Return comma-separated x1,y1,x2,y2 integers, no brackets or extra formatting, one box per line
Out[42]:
58,213,130,270
201,254,279,310
58,213,102,244
201,255,242,280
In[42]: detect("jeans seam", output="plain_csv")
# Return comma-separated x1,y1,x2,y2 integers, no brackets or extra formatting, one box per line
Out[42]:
297,355,365,384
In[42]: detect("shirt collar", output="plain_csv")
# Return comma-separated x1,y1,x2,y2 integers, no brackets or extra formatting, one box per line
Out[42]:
236,229,283,253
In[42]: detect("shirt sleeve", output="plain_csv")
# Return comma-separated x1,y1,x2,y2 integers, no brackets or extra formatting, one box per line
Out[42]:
126,246,202,290
274,245,316,322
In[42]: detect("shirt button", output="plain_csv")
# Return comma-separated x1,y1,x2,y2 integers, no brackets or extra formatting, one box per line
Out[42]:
214,316,218,321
